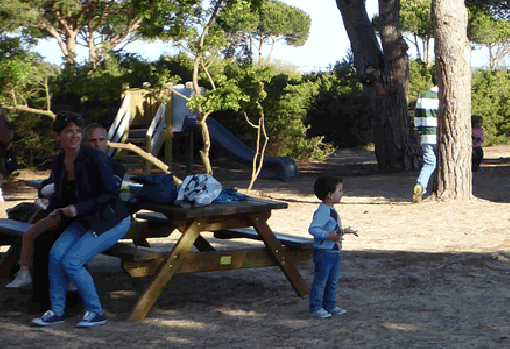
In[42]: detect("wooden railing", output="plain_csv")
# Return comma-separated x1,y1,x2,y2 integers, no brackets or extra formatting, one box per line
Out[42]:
107,93,131,157
144,103,167,173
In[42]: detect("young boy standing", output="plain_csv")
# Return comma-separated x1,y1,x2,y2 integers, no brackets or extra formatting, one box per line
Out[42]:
308,176,357,318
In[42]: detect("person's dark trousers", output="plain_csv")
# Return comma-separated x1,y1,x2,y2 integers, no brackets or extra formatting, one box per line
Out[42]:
472,146,484,172
30,228,83,312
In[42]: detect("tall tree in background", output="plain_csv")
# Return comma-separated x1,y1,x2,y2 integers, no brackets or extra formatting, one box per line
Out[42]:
400,0,434,64
219,0,310,64
0,0,198,70
467,3,510,69
432,0,472,200
336,0,415,171
398,0,510,69
0,33,56,117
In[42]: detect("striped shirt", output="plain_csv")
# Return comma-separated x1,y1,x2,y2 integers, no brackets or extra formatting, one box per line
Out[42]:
414,86,439,145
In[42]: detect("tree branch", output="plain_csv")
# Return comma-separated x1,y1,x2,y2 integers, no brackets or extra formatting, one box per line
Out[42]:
107,141,182,186
1,105,55,118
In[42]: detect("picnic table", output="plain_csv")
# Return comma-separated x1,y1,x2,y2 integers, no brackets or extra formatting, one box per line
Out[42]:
125,197,311,321
1,180,313,322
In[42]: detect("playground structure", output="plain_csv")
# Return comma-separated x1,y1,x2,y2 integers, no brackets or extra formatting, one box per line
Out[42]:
107,83,299,180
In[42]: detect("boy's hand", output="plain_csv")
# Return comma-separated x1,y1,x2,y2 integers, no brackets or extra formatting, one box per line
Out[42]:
327,231,342,243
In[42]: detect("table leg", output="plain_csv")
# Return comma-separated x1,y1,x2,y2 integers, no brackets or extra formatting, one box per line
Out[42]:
250,214,310,297
129,218,206,322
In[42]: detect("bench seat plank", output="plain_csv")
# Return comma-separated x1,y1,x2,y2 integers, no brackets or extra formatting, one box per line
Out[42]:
214,228,314,250
0,219,32,239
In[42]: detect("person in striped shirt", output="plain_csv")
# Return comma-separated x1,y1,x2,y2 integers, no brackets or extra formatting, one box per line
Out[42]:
413,75,439,203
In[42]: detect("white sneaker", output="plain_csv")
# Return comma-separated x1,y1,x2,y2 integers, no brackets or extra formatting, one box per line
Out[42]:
327,307,348,315
6,269,32,288
309,308,332,318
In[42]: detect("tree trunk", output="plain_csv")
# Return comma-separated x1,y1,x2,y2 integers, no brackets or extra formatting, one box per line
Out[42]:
258,37,264,64
191,0,224,176
336,0,416,171
431,0,472,200
65,31,78,68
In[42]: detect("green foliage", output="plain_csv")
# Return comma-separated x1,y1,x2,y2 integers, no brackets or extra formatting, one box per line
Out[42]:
407,60,435,106
1,0,201,68
305,62,372,148
471,69,510,145
218,0,310,62
467,4,510,46
10,111,56,169
262,72,335,160
0,33,58,113
400,0,433,39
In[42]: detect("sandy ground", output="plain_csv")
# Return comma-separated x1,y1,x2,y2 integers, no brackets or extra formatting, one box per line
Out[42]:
0,146,509,347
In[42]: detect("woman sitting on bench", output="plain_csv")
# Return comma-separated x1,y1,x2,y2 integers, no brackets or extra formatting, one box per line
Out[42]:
26,112,130,328
7,123,126,290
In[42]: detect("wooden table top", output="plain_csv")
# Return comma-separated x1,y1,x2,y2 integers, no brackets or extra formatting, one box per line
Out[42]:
141,197,288,219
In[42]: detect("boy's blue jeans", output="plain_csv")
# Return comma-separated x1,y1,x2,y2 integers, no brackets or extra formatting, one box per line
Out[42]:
417,144,436,195
49,217,131,315
309,249,341,313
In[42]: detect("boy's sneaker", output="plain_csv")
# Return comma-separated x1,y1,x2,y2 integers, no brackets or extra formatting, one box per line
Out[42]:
6,269,32,289
328,307,347,315
32,310,65,327
412,184,423,203
309,308,332,318
76,311,107,328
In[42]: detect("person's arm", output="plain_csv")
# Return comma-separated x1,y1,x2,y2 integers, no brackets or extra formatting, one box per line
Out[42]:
309,206,339,242
46,154,62,213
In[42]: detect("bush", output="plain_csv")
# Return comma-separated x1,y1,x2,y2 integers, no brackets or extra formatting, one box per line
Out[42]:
262,72,336,160
305,67,372,148
471,69,510,145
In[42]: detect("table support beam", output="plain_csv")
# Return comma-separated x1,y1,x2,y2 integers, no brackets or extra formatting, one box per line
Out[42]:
250,213,310,297
129,218,205,322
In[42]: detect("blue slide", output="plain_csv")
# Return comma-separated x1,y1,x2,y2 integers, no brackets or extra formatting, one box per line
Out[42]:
185,117,299,180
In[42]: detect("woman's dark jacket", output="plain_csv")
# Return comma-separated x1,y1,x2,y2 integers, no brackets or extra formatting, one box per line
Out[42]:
47,146,130,235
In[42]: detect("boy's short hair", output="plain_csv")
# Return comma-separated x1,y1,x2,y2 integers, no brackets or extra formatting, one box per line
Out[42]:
52,111,84,133
314,176,343,201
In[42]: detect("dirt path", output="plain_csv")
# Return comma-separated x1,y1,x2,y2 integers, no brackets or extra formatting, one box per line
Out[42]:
0,146,509,347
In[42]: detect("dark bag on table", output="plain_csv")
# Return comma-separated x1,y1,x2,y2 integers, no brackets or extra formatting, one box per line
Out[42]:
129,174,179,213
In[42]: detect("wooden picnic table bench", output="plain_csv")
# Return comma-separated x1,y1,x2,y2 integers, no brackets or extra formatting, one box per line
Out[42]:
1,183,313,322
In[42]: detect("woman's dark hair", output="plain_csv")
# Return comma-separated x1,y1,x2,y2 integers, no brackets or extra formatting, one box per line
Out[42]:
314,176,343,201
471,115,483,128
52,111,84,133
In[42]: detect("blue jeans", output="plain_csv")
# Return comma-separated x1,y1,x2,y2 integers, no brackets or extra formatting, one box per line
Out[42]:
417,144,436,195
309,249,341,313
49,217,131,315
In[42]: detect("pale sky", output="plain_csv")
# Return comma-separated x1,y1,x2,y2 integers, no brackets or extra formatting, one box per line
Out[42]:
33,0,488,68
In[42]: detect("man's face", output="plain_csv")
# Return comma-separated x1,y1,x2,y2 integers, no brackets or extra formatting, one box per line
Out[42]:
86,128,107,153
